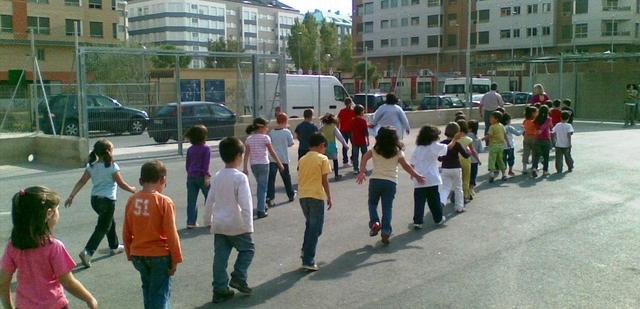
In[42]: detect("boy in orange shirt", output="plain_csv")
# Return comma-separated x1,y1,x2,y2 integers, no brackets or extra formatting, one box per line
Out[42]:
123,160,182,309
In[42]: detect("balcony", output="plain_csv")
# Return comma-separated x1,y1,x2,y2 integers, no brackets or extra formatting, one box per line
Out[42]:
602,6,631,11
601,31,631,36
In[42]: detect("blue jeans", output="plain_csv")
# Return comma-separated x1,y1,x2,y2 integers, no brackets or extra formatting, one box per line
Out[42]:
352,145,368,172
299,198,325,266
340,131,351,164
213,233,255,292
251,164,269,213
85,196,118,255
368,179,397,236
186,176,209,226
267,163,294,201
132,256,173,309
503,148,515,168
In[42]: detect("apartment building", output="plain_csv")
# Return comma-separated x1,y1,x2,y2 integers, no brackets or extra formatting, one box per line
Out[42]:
353,0,640,77
311,9,352,43
0,0,127,83
127,0,300,68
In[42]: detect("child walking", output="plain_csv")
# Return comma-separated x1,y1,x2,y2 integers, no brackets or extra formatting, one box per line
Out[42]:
552,111,575,173
357,127,425,244
244,117,284,218
522,106,538,173
482,111,508,182
298,133,333,271
438,123,470,213
295,109,319,160
185,124,211,229
456,120,481,203
320,113,349,180
411,125,453,228
65,138,136,268
351,104,370,174
531,105,553,178
267,113,296,206
501,113,523,176
123,160,183,309
467,120,483,198
204,137,255,303
1,186,98,309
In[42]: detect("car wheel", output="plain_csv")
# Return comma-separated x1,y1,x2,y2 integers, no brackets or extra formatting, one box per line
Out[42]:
62,121,79,136
129,118,146,135
153,135,169,144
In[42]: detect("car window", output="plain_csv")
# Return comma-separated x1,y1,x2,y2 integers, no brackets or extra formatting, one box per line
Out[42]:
93,96,117,107
193,104,211,116
334,86,347,101
211,104,234,118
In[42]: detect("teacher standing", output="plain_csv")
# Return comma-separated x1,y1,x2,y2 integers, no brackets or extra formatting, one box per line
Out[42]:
369,93,411,140
479,83,505,136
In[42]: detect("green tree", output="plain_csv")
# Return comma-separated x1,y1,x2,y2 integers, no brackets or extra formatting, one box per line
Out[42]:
319,21,338,72
150,45,191,68
287,14,320,72
205,38,243,68
84,42,149,83
338,35,353,73
353,61,380,88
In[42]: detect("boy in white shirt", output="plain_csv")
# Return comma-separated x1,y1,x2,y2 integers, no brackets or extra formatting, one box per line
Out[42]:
552,111,575,173
204,137,254,303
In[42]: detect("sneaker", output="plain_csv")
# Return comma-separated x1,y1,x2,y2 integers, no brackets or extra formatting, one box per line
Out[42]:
266,199,275,208
212,289,235,303
288,191,297,202
110,244,125,255
302,264,320,271
381,234,390,245
501,175,508,181
79,250,92,268
229,278,252,294
464,199,471,205
489,175,495,183
542,171,550,177
257,211,268,219
568,168,573,172
413,223,423,230
436,216,447,225
186,223,198,229
343,163,351,168
369,222,381,237
531,170,538,178
455,208,466,214
334,174,343,181
508,171,515,176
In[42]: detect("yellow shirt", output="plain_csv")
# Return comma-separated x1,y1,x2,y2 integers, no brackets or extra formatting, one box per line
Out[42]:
298,151,332,200
371,150,404,183
488,123,506,145
458,136,473,164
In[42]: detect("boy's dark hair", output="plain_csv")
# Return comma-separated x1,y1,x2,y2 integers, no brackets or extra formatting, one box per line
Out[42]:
309,133,327,148
219,137,245,163
416,125,440,146
467,120,479,135
561,110,571,121
544,100,553,108
454,115,466,122
534,105,550,125
140,159,167,183
374,127,402,158
354,104,365,116
11,186,60,249
500,112,512,125
385,93,398,105
552,99,561,107
562,98,572,107
444,122,460,138
303,109,314,119
455,111,465,116
525,106,538,120
88,139,113,168
491,111,503,123
344,97,353,105
491,83,498,91
456,119,469,133
185,124,208,145
246,117,268,135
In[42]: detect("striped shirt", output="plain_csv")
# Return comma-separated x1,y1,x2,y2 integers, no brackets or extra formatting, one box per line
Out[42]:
246,133,271,165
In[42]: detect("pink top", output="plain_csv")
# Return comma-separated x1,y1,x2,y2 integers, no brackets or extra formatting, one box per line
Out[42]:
536,118,552,141
1,239,76,309
530,93,549,104
245,133,271,165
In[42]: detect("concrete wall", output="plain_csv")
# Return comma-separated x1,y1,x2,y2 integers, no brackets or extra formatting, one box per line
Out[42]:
0,134,89,167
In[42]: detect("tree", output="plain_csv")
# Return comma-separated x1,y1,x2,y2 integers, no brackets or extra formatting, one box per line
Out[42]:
205,38,243,68
353,61,380,89
287,13,319,72
338,35,353,73
150,45,191,69
84,42,149,83
319,21,338,72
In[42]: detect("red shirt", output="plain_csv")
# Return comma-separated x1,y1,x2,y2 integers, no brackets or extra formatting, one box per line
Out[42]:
549,108,562,126
351,116,369,146
337,107,356,132
530,93,549,104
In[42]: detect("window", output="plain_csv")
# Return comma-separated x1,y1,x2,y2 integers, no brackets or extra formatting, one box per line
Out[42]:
418,82,431,94
401,37,408,46
512,6,521,15
427,35,439,47
364,2,373,14
561,25,573,39
381,20,389,29
447,34,457,46
381,0,389,9
381,39,389,47
364,22,373,33
36,48,45,61
112,23,117,39
390,0,398,7
500,29,511,39
411,0,420,4
478,9,489,23
401,18,408,27
356,4,363,16
527,4,538,14
89,0,102,9
575,0,588,14
0,15,12,33
448,13,457,26
428,0,440,6
28,0,49,3
411,16,420,26
111,0,116,10
401,0,409,6
477,31,489,44
513,28,520,38
501,7,511,16
90,22,103,38
93,96,117,107
390,38,397,46
562,1,573,16
542,2,551,12
410,36,419,45
542,26,551,36
527,27,538,37
65,0,79,6
65,19,81,36
575,23,588,38
427,15,439,27
364,40,374,51
390,19,398,27
27,16,50,35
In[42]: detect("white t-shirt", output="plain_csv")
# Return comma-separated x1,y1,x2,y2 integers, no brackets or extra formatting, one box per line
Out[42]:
203,168,254,235
552,122,574,148
410,143,448,188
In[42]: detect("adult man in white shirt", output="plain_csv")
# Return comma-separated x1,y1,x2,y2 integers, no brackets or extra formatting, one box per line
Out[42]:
479,83,505,136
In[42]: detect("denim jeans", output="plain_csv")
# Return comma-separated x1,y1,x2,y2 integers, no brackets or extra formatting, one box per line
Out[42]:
132,256,173,309
351,145,368,172
251,164,269,213
532,139,552,172
299,198,325,266
368,179,397,236
340,131,351,164
413,186,442,224
213,233,255,292
85,196,119,255
470,162,479,186
186,176,209,226
503,148,515,168
267,163,294,201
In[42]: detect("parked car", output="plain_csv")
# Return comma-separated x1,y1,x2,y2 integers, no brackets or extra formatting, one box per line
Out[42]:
473,93,514,107
38,94,148,136
353,93,413,113
148,101,237,144
418,96,466,110
500,91,532,105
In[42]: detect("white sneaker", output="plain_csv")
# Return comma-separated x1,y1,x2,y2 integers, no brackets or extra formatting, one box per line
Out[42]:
110,244,125,255
302,264,319,271
413,223,423,230
343,163,351,168
436,216,447,225
79,250,92,268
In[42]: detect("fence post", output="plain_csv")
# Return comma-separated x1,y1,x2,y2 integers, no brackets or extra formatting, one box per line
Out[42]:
78,49,89,139
559,54,564,99
175,55,183,156
279,53,287,114
252,54,259,118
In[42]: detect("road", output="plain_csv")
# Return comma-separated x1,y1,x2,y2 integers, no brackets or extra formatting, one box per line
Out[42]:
1,121,639,308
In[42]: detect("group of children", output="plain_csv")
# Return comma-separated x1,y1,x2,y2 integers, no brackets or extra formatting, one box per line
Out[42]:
0,97,577,308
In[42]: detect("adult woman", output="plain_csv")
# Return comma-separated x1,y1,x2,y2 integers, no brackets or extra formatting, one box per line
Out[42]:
530,84,549,105
369,93,411,140
624,84,638,127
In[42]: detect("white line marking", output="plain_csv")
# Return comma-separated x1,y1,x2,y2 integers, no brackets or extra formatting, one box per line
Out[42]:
0,211,11,216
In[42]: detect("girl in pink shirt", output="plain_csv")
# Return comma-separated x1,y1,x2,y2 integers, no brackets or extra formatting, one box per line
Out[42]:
0,186,97,309
531,105,553,178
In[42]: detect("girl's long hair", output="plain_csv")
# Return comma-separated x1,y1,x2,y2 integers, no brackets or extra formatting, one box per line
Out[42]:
88,139,113,167
321,113,337,125
246,117,268,135
374,127,403,159
10,186,60,249
534,105,550,126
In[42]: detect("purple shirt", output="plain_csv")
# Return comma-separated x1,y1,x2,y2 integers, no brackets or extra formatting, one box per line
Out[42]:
438,140,470,169
186,144,211,177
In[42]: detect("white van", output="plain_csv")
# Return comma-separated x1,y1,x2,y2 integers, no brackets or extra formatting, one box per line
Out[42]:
443,77,491,102
254,74,350,118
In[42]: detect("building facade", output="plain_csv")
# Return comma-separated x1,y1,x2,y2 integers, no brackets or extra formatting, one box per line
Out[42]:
353,0,640,80
311,9,352,43
127,0,300,68
0,0,127,83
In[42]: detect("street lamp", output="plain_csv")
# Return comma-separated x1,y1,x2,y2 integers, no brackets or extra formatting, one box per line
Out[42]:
297,31,302,74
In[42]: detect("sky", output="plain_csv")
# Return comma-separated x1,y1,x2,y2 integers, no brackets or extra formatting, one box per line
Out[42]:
282,0,352,15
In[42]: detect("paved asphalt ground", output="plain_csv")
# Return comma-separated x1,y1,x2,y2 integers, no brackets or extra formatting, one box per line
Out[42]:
1,121,639,308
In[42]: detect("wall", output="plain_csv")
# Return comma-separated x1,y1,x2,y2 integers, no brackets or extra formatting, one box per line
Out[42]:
0,134,89,167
